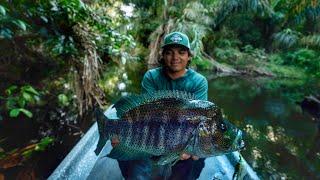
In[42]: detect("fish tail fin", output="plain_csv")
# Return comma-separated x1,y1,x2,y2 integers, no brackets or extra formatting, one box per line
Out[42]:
94,136,107,155
94,107,108,155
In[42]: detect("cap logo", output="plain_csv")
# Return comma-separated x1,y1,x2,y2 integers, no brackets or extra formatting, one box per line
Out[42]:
170,34,182,43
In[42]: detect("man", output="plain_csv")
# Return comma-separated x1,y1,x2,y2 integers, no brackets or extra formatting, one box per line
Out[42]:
116,31,208,179
142,32,208,100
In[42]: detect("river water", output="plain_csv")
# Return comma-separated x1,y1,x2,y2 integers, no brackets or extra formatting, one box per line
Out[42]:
206,75,320,179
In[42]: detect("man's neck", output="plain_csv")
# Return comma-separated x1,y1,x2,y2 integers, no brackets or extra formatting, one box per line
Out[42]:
165,68,187,80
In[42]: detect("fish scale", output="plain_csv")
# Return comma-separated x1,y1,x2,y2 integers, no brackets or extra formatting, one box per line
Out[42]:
105,118,196,153
95,90,244,165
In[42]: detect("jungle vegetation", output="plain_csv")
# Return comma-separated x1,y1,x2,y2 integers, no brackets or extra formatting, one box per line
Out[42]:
0,0,319,179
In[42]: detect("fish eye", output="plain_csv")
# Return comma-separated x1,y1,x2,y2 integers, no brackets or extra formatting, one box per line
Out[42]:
219,122,227,132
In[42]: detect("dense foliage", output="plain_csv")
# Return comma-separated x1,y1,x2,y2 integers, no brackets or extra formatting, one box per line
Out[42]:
0,0,137,178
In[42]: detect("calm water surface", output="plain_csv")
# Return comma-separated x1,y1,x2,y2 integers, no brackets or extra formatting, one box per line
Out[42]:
206,76,320,179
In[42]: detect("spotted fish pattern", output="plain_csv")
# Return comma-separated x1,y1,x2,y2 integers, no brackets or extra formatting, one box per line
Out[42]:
95,90,244,165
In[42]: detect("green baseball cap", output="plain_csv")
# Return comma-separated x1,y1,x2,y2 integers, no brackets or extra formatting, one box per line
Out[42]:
162,31,191,49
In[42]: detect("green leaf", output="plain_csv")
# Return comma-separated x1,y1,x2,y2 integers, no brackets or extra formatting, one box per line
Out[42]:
13,20,27,31
0,28,13,39
18,98,26,108
5,85,18,95
0,5,6,16
19,108,33,118
58,94,69,106
35,137,54,151
23,86,39,95
9,109,20,117
22,92,32,101
77,0,86,9
6,98,16,109
50,1,59,11
22,149,33,159
40,16,48,23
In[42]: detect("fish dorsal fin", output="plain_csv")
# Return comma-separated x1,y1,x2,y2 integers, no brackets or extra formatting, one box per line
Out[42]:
113,90,196,118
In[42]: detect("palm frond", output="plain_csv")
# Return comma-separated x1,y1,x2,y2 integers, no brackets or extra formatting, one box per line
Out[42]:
294,5,320,24
147,1,238,73
213,0,274,28
301,34,320,48
182,2,214,26
168,2,213,58
272,28,301,48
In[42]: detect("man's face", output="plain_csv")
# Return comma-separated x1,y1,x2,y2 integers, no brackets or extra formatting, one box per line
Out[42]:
163,45,190,73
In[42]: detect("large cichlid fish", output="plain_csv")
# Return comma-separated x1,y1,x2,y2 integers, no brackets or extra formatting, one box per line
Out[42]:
95,90,244,165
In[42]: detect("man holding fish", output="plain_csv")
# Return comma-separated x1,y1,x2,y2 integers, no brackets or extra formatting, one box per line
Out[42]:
97,32,244,180
114,31,207,179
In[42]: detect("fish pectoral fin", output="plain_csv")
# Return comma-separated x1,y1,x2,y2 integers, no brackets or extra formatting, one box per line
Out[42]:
156,152,180,166
107,144,152,161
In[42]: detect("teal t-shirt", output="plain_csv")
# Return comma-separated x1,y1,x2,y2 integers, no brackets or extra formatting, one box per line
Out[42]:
141,67,208,100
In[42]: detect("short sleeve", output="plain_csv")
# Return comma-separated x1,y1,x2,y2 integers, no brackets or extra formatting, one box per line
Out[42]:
141,71,157,93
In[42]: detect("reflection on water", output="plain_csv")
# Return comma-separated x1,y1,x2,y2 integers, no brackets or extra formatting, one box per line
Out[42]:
207,76,320,179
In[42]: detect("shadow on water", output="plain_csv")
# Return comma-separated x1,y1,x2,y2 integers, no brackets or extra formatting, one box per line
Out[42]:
206,75,320,179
